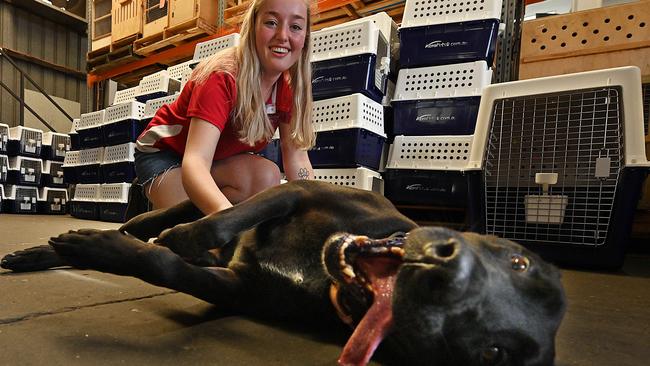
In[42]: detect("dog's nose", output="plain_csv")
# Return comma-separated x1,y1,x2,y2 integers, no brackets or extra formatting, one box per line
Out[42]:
406,227,465,265
423,238,459,261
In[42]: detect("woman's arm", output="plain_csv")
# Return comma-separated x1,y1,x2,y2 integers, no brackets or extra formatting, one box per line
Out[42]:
182,117,234,215
278,122,314,181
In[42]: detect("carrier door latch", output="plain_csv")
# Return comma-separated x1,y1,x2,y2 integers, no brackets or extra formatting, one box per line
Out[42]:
595,157,611,179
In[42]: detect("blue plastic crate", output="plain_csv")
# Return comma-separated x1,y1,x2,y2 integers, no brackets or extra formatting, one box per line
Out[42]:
391,96,480,136
77,126,104,149
76,163,102,184
399,19,499,68
384,169,473,206
312,54,386,103
309,128,386,171
70,201,100,220
135,92,170,104
101,161,135,183
102,119,147,146
99,202,128,223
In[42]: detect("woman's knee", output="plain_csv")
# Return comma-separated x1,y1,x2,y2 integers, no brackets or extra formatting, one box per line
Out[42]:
248,156,282,192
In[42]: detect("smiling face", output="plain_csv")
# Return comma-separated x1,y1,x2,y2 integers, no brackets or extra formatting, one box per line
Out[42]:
254,0,308,80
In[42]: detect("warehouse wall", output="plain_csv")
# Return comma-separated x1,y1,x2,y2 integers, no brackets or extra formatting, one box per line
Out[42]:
0,1,87,130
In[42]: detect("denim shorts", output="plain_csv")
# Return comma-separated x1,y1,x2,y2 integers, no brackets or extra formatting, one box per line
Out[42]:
134,149,183,187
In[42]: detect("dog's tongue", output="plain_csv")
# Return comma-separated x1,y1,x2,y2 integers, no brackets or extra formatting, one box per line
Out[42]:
338,259,396,366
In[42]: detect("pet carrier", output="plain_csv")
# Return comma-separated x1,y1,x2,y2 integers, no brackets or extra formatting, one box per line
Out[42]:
103,101,146,146
62,150,80,185
69,118,81,151
167,60,194,82
143,94,180,124
7,156,43,186
7,126,43,157
112,86,140,106
391,61,492,136
135,71,181,103
1,185,38,214
42,160,66,188
101,143,136,183
70,184,101,220
41,132,70,161
468,66,650,268
76,147,104,184
37,187,68,214
314,167,384,193
192,33,241,64
311,20,390,103
78,110,105,149
0,123,8,153
0,154,8,183
99,183,131,222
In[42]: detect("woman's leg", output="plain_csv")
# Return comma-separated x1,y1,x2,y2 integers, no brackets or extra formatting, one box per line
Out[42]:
144,167,189,210
210,154,282,204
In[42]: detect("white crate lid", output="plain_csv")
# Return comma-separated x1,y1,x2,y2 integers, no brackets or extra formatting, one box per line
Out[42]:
70,118,80,133
193,33,241,61
102,142,136,164
322,12,397,52
8,156,43,170
38,187,68,202
168,60,194,81
393,61,492,101
387,135,474,171
8,126,43,140
314,167,383,193
104,101,146,124
144,93,180,119
468,66,650,170
42,131,70,145
137,70,180,96
0,122,8,131
113,86,140,105
78,110,105,130
312,93,385,137
62,150,81,167
311,20,383,62
73,184,101,201
100,182,131,203
1,184,38,200
78,147,104,165
402,0,503,29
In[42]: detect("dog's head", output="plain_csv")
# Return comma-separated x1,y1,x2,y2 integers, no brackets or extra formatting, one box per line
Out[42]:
323,227,566,366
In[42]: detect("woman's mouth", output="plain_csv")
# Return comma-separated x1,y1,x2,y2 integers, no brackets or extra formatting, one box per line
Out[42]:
271,47,289,56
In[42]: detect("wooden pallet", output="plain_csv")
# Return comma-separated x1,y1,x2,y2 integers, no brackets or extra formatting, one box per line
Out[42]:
134,17,219,56
87,43,143,73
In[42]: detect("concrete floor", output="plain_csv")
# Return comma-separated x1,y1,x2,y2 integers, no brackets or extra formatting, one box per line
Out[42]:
1,214,649,366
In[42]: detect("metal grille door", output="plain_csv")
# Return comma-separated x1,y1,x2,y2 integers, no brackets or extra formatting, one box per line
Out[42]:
484,87,624,246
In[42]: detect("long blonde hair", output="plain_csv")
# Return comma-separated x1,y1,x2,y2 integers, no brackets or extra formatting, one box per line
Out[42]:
190,0,315,149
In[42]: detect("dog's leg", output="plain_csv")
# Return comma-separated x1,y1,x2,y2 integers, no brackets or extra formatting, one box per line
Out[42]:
1,245,68,272
49,229,242,307
119,200,204,241
155,183,307,260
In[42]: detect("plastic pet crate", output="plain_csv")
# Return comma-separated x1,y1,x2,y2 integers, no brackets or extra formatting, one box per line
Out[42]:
101,142,136,183
62,150,80,184
0,123,8,153
192,33,241,63
103,101,146,146
309,128,386,171
136,70,181,103
467,66,650,268
399,0,502,68
314,167,384,193
99,183,130,222
167,60,194,82
1,185,38,213
7,126,43,157
7,156,43,186
0,154,8,183
69,118,81,151
78,110,105,148
143,94,180,124
41,132,70,161
384,135,478,206
112,86,140,105
312,93,385,137
70,183,101,220
37,187,68,214
42,160,66,187
76,147,104,184
311,20,390,103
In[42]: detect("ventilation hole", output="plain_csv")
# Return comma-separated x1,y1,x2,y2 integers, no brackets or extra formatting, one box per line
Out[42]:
582,22,589,27
551,35,557,40
627,33,633,38
542,28,547,33
562,25,568,30
581,39,587,44
572,32,578,37
640,22,646,27
561,42,566,47
593,29,599,34
604,18,610,23
628,14,634,20
604,36,610,41
616,25,622,31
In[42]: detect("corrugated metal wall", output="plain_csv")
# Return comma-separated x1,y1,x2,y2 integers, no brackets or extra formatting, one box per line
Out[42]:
0,1,88,129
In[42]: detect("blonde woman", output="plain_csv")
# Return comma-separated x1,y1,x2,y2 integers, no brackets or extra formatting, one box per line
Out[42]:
132,0,315,217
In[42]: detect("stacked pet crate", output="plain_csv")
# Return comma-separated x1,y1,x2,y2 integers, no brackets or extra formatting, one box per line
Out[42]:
39,131,71,214
467,66,650,269
383,0,501,227
306,14,396,192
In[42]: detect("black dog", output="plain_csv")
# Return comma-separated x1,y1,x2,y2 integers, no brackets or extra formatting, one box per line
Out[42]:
1,180,566,365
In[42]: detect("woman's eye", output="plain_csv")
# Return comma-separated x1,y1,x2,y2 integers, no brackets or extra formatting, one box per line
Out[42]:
511,254,530,272
264,20,277,27
291,24,303,31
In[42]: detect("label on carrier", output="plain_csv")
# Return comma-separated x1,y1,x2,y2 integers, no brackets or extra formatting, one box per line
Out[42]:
524,195,569,224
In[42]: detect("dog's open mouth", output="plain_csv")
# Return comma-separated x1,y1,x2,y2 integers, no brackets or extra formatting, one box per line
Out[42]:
323,233,406,365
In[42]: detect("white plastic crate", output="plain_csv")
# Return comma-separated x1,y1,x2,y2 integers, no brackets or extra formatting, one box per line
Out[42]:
402,0,503,28
8,126,43,155
38,187,68,214
62,150,81,167
79,147,104,166
104,101,146,124
41,131,70,159
113,86,140,105
386,135,473,171
314,167,383,193
1,185,38,213
393,61,493,101
136,70,181,98
70,118,80,134
78,110,106,131
100,182,131,203
167,60,194,81
311,20,388,63
73,184,101,201
193,33,241,61
144,94,180,119
0,123,9,151
43,160,65,186
180,67,194,91
8,156,43,185
312,93,385,137
103,142,135,164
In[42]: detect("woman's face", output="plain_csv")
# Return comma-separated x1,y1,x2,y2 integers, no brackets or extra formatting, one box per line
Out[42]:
254,0,308,79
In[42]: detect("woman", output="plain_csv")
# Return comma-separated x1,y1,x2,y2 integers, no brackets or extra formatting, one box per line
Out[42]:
132,0,315,217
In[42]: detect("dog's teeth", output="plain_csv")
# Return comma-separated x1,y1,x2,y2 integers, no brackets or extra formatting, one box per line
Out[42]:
391,247,405,255
342,266,356,279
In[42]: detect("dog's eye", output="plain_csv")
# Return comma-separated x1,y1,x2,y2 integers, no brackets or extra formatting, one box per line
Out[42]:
480,346,505,365
510,254,530,272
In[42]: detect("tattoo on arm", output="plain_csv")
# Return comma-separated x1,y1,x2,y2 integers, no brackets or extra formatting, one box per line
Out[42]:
297,168,310,180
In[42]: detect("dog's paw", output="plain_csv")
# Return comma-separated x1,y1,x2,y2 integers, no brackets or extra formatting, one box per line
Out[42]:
1,245,67,272
154,222,206,261
119,211,166,241
49,229,148,275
